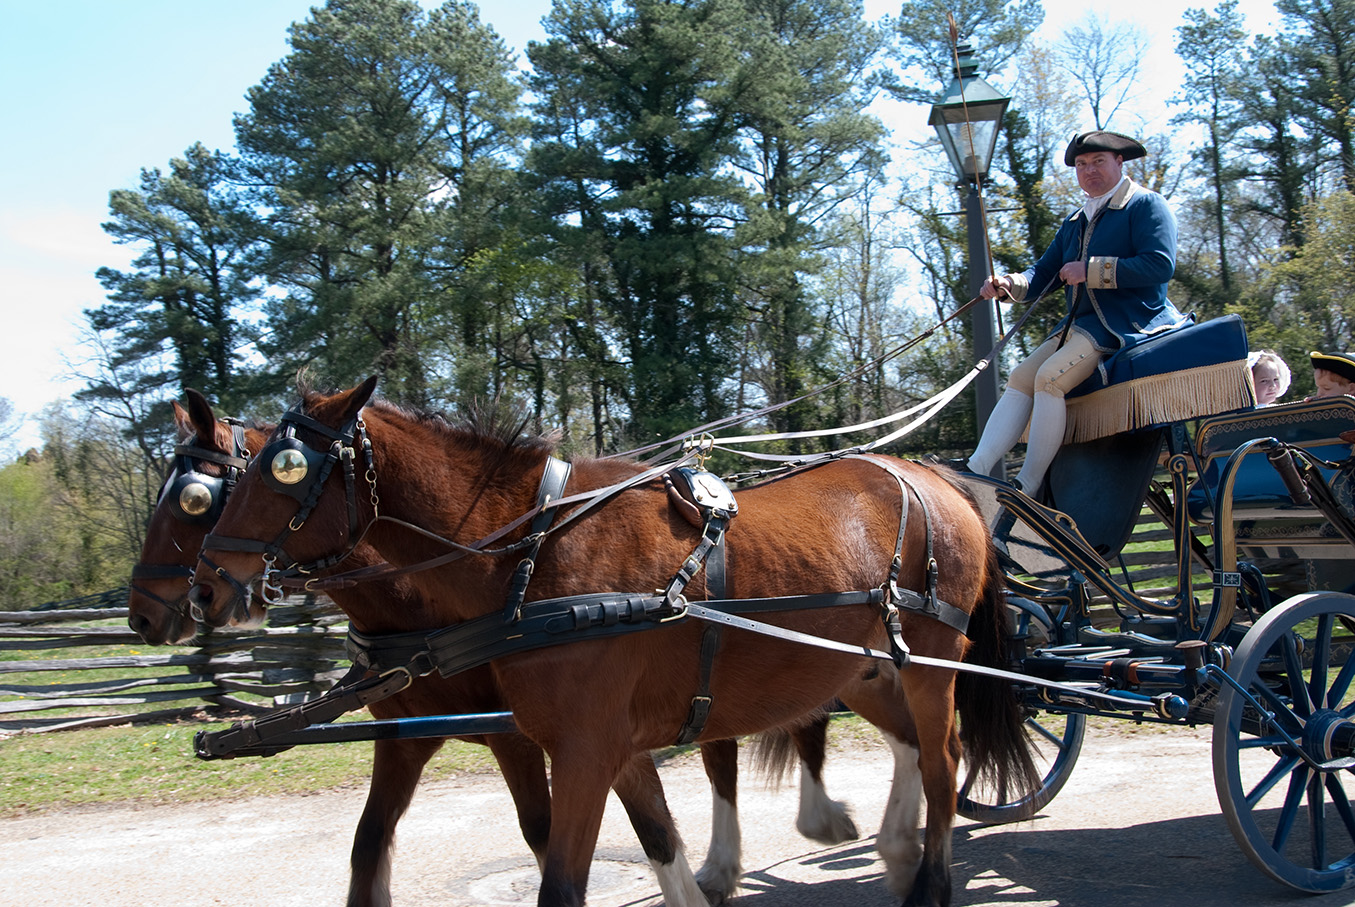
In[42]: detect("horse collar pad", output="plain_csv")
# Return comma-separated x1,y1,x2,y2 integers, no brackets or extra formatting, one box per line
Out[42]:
670,467,738,516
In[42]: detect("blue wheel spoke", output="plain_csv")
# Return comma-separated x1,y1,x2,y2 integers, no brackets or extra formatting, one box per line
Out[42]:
1310,774,1328,870
1281,633,1315,718
1027,718,1064,747
1273,766,1311,852
1324,772,1355,852
1330,654,1355,712
1247,752,1304,808
1310,614,1333,706
1250,683,1307,738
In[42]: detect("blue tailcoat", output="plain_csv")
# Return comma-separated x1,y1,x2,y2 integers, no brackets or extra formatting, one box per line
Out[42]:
1011,177,1186,381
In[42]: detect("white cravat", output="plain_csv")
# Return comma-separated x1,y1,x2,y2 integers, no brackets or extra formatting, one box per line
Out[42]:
1082,175,1128,220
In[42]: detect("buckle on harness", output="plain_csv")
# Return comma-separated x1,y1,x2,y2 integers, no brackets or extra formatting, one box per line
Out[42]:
659,595,689,622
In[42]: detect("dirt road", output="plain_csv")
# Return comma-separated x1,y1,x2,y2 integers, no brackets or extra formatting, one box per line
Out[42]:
4,724,1355,906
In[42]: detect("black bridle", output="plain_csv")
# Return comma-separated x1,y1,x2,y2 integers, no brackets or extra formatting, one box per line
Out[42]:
198,408,375,610
131,422,250,619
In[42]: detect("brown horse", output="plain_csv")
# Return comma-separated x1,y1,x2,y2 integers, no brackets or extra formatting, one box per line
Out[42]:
131,391,860,906
187,378,1035,907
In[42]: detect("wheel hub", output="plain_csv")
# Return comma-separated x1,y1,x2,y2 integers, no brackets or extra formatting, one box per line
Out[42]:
1302,708,1355,767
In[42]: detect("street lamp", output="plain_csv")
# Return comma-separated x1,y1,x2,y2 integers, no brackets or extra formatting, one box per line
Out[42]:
928,40,1010,446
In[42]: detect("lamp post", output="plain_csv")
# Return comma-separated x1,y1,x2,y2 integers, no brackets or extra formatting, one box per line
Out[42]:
928,40,1010,442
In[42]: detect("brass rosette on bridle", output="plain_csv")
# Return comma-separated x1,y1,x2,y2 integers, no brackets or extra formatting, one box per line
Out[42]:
258,429,332,502
157,428,250,525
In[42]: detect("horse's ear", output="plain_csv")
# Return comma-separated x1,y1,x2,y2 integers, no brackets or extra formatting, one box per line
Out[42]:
171,400,194,442
183,389,218,442
337,376,378,422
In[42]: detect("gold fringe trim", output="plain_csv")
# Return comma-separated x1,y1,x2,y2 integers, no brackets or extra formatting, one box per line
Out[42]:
1063,359,1254,444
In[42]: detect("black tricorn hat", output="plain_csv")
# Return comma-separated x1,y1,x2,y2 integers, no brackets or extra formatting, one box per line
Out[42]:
1064,130,1147,165
1311,351,1355,384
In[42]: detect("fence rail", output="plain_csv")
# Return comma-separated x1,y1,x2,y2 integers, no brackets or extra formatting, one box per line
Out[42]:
0,498,1211,736
0,594,349,735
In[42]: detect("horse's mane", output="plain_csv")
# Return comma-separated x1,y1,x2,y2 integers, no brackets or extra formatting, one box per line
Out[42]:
305,386,560,459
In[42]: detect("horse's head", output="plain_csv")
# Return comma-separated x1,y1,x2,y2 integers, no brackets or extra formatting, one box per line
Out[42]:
129,390,272,644
187,377,379,629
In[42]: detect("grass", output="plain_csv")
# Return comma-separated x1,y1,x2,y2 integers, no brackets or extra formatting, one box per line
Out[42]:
0,710,502,817
0,711,897,818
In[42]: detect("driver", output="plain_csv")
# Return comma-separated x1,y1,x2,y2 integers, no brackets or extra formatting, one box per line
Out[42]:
961,130,1186,496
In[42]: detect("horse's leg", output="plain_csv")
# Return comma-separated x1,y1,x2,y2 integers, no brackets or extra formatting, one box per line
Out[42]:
895,664,963,907
695,739,741,903
536,741,624,907
347,737,443,907
614,751,710,907
486,732,554,869
836,672,926,903
790,713,859,844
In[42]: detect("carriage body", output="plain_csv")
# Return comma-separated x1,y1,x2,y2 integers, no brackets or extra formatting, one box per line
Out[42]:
966,389,1355,892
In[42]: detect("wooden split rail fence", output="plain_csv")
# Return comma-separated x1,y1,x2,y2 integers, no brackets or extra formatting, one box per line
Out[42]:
0,497,1203,736
0,592,349,735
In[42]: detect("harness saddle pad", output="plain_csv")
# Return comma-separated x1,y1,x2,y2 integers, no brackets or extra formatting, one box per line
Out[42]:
1062,313,1254,444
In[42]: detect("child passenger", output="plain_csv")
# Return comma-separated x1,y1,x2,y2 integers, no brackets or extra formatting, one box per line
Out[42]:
1248,349,1290,406
1306,351,1355,401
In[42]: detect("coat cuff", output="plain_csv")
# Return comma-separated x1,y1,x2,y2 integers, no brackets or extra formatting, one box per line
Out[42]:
1007,273,1031,302
1088,256,1117,289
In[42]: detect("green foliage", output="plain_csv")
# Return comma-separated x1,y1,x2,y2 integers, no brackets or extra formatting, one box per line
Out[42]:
0,454,77,608
89,144,260,411
1263,190,1355,358
235,0,525,407
889,0,1044,102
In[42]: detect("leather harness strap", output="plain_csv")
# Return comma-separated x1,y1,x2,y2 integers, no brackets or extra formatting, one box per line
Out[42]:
193,662,416,760
501,456,574,623
848,454,971,635
196,455,983,759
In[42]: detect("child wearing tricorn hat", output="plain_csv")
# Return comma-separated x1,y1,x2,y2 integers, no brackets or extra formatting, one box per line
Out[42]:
1306,351,1355,401
952,129,1188,495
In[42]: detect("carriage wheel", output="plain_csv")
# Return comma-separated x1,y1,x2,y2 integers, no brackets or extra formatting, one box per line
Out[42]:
956,709,1085,824
1212,591,1355,892
957,596,1085,824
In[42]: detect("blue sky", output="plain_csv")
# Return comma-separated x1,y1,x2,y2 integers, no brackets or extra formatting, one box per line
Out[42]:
0,0,1280,452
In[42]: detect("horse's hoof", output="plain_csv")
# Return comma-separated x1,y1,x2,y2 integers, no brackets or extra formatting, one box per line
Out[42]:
796,802,858,844
694,869,734,905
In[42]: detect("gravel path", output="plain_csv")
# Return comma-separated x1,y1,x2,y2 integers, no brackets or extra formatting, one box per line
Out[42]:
5,725,1355,906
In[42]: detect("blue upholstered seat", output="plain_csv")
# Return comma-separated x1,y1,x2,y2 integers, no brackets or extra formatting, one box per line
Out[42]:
1061,314,1253,443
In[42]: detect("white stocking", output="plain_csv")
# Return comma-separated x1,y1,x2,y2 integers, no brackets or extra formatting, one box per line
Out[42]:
967,390,1033,476
1014,390,1066,493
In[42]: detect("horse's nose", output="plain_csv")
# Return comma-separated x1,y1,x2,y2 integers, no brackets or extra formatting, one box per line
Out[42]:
128,612,152,640
187,582,212,621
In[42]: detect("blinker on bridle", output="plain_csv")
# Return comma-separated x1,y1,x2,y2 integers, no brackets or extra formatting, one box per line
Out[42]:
132,422,251,618
199,406,376,610
159,423,251,524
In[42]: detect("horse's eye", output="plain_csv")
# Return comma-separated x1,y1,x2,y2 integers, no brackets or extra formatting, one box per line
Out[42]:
270,448,310,486
178,482,214,516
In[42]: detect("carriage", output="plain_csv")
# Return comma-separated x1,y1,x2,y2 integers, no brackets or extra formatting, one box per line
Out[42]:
133,312,1355,905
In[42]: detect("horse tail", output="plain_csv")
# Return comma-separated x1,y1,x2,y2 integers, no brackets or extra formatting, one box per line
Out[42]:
954,542,1039,798
748,710,829,787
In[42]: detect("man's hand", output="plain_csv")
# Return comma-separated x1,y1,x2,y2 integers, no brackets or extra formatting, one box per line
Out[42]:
980,275,1013,299
1059,261,1087,285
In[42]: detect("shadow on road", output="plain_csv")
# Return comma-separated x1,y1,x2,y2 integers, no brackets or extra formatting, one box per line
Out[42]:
646,811,1353,907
